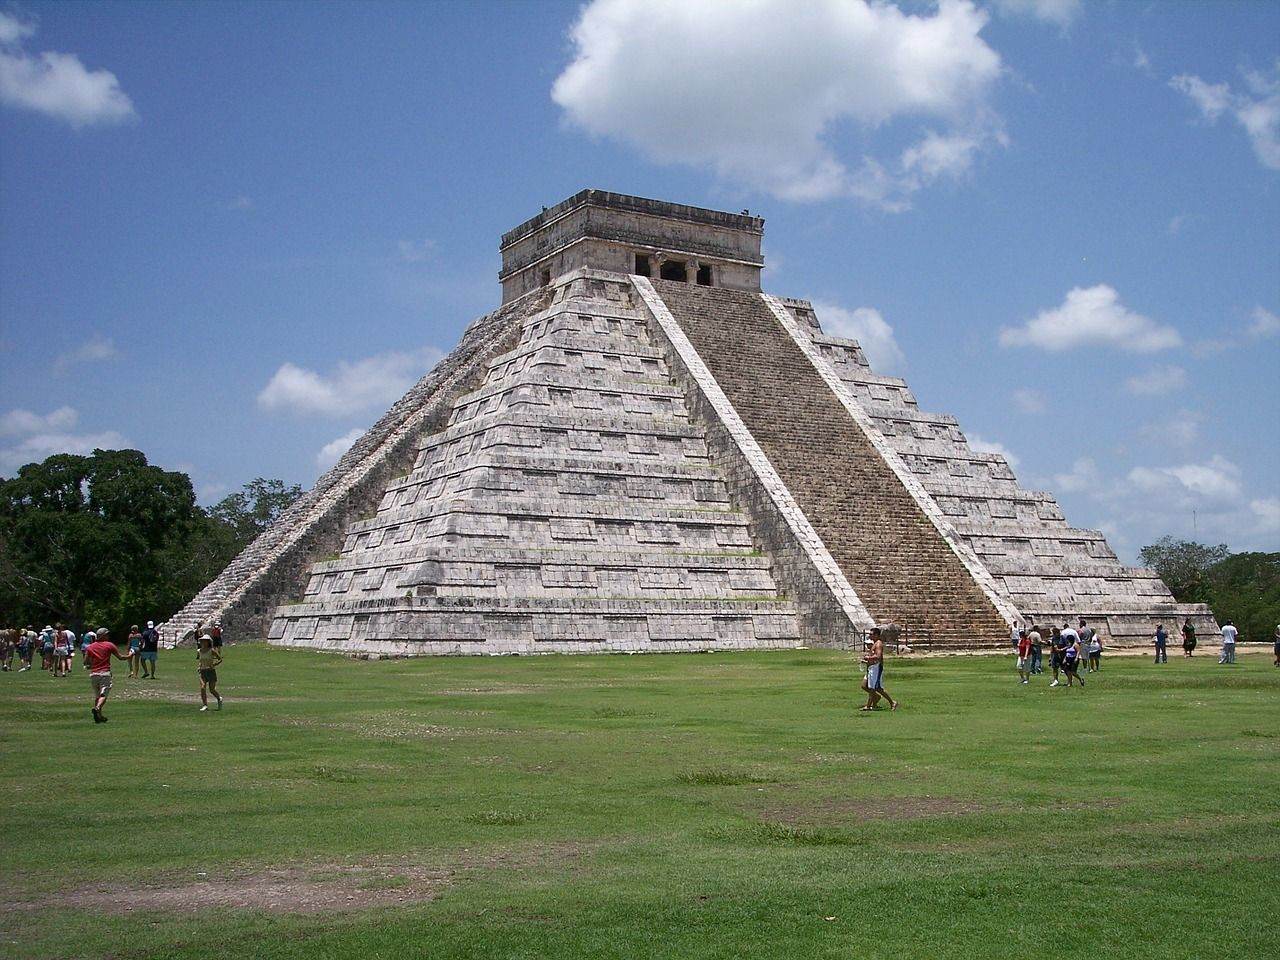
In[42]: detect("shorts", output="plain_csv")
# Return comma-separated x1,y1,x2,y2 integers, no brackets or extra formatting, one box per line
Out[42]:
140,651,157,662
91,674,112,698
1050,651,1063,668
128,644,142,654
199,668,217,684
866,663,884,690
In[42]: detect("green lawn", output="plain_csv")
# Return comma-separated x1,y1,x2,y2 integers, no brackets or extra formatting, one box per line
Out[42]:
1,645,1276,960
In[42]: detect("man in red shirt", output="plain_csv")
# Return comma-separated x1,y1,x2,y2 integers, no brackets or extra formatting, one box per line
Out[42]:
84,628,129,723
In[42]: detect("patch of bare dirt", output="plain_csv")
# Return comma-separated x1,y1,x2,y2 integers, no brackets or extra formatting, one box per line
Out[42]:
760,795,990,824
3,844,586,916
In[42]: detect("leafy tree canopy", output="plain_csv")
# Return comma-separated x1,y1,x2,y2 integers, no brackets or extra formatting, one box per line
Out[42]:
1140,537,1279,643
0,450,301,637
1139,536,1231,601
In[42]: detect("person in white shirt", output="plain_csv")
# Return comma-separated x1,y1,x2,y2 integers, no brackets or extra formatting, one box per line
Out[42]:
1219,621,1238,664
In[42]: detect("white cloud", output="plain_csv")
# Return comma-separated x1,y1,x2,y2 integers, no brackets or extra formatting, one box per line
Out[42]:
1248,306,1279,339
1251,497,1280,534
1128,454,1242,505
814,302,906,372
1123,364,1187,396
1139,409,1202,448
999,284,1182,353
967,433,1019,469
1048,457,1100,494
316,428,365,470
1012,388,1045,414
54,335,118,370
552,0,1004,209
0,13,136,128
257,346,444,417
224,196,254,211
991,0,1081,29
1,405,78,437
398,239,437,263
0,405,128,475
1171,66,1280,170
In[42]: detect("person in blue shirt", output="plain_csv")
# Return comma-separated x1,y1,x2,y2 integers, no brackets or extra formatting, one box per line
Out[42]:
1154,624,1168,664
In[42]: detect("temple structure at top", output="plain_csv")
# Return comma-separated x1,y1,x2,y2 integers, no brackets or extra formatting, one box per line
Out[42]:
164,189,1216,655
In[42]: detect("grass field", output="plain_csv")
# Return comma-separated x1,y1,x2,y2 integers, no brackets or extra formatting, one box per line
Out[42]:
1,644,1276,960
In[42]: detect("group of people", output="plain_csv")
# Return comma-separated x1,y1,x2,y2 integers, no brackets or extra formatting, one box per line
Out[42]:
1012,618,1101,688
0,622,162,678
0,620,225,722
1153,618,1244,664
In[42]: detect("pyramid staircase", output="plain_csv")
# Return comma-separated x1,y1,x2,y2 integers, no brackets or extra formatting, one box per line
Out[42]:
267,273,802,655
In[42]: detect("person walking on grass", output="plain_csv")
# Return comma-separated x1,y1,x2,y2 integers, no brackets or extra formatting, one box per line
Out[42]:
1049,627,1066,687
18,628,34,671
84,628,128,724
1087,627,1102,673
1182,618,1197,658
860,627,898,712
1065,632,1086,687
196,634,222,712
52,626,70,678
1273,623,1279,667
139,621,159,679
1154,624,1168,664
1,629,13,671
1028,624,1043,674
1016,629,1032,684
1219,621,1237,664
126,625,143,678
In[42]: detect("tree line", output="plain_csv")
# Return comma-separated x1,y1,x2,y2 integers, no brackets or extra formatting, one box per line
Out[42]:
0,449,301,638
1139,536,1279,642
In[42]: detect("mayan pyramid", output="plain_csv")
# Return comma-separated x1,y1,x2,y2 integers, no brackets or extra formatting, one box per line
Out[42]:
163,190,1216,654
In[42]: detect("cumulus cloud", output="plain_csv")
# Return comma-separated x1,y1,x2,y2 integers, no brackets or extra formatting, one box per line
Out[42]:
257,346,444,417
1123,364,1187,397
54,335,118,370
316,428,365,470
1012,388,1045,414
0,405,128,475
0,12,136,128
1249,306,1280,338
814,302,906,372
1171,65,1280,170
999,285,1182,353
1139,409,1202,448
1251,497,1280,534
1128,454,1242,505
991,0,1081,29
967,433,1019,468
1047,457,1100,494
552,0,1004,209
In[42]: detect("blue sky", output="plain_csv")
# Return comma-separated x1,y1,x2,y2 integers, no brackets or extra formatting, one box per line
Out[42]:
1,0,1276,560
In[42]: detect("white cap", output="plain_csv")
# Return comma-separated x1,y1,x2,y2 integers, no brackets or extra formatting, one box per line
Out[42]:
146,621,154,628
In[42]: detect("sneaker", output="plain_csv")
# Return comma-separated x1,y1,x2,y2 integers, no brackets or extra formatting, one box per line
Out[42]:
215,696,222,710
1050,679,1059,687
91,708,101,723
199,705,208,712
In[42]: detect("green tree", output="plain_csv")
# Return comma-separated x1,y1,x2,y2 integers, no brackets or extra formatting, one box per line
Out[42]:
208,477,303,545
1138,536,1231,602
1203,552,1280,643
0,449,206,633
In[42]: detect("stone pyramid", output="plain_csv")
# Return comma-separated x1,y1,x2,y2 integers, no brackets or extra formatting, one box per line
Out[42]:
164,190,1216,653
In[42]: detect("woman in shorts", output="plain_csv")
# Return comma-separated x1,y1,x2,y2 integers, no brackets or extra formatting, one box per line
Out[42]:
1088,631,1102,673
196,634,222,712
51,628,70,678
126,625,143,678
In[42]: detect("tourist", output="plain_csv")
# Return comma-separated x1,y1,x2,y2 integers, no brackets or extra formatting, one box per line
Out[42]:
1153,624,1168,664
61,624,78,675
1010,621,1022,649
81,626,96,670
1063,633,1085,688
860,627,898,712
39,626,55,672
196,634,223,712
1219,620,1237,664
1016,629,1031,684
210,621,223,649
18,628,34,671
52,626,70,678
1077,620,1098,672
1,629,13,671
139,621,159,678
126,625,143,678
1048,626,1065,686
1028,624,1043,674
1274,623,1279,668
84,628,129,723
1182,618,1197,657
